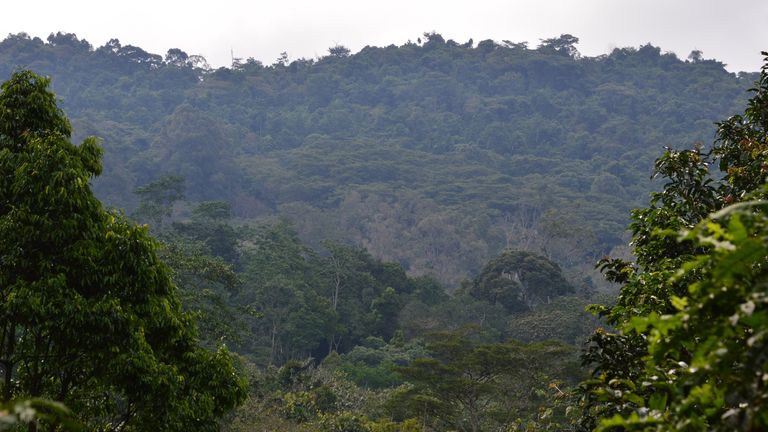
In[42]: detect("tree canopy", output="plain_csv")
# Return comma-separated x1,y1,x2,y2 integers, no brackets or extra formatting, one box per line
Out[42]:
0,70,246,431
0,32,753,287
469,250,574,312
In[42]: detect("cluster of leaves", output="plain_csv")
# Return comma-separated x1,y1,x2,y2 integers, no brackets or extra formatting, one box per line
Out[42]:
0,399,81,431
325,336,429,389
383,250,593,352
506,295,605,345
0,32,754,286
577,52,768,431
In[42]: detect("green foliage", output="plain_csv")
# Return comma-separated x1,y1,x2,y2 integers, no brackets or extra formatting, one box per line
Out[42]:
578,52,768,431
398,291,509,341
131,183,254,348
0,70,246,430
0,70,72,142
132,174,185,227
234,222,446,365
318,412,368,432
0,399,82,431
391,328,579,432
331,338,429,389
282,391,321,422
469,250,574,312
507,295,602,345
225,357,431,432
156,239,245,346
172,201,240,264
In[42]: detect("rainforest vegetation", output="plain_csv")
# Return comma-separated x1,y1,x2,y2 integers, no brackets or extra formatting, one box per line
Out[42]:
0,31,755,287
1,31,767,431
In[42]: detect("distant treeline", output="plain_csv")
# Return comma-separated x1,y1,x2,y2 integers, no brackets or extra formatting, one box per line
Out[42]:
0,31,756,285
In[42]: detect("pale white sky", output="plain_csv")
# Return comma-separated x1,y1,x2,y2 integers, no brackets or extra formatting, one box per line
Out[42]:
1,0,766,72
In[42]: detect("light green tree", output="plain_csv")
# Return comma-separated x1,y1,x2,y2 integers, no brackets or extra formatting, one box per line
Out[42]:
578,52,768,431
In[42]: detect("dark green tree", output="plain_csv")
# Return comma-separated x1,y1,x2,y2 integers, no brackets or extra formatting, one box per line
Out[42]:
165,48,190,67
172,200,240,264
469,250,574,312
328,45,351,58
538,34,580,57
0,70,246,431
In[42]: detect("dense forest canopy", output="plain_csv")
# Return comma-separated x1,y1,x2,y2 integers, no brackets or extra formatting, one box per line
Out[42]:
0,31,755,286
2,30,768,431
0,72,588,426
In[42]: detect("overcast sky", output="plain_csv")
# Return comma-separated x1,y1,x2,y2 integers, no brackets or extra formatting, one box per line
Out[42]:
2,0,766,72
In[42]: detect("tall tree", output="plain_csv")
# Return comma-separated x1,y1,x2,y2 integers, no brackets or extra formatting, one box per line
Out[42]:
469,250,574,312
0,70,246,431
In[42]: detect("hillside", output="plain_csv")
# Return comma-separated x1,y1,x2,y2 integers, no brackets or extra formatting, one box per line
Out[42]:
0,31,756,285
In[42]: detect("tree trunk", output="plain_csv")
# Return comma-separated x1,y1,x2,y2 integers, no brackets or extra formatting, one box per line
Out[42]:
1,326,15,402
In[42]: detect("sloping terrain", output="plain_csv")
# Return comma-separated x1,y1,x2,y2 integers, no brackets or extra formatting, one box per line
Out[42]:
0,32,755,284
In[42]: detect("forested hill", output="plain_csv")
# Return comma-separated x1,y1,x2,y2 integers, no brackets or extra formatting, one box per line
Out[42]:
0,31,756,285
